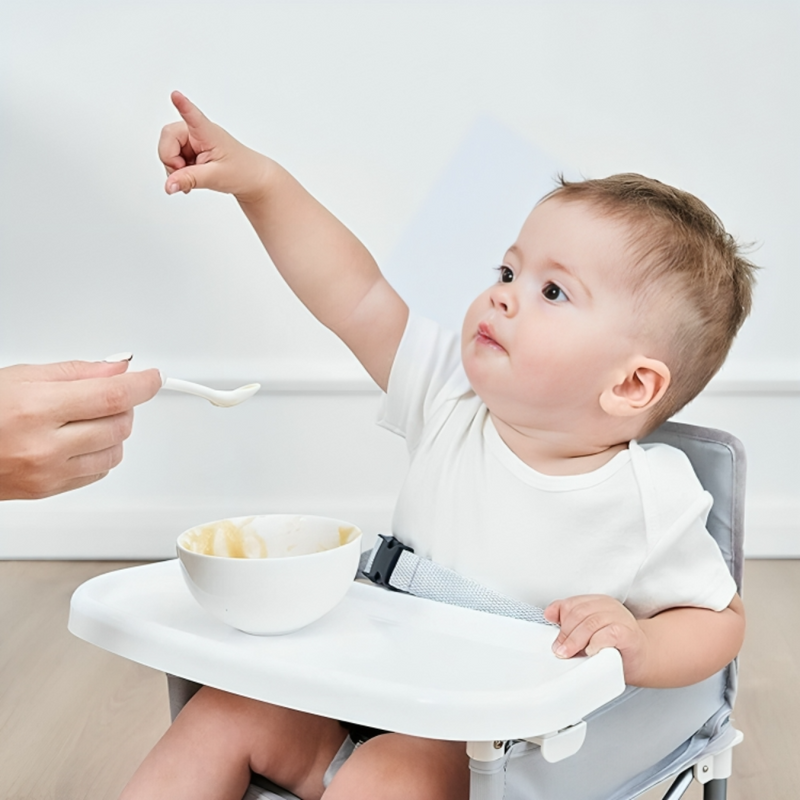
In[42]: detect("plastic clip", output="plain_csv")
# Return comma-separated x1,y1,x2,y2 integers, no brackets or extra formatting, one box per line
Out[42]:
362,535,414,590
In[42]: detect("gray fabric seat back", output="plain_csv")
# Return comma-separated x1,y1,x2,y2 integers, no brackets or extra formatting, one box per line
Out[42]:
641,421,745,592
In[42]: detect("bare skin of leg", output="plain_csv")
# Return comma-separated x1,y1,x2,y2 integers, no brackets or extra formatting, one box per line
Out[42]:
119,686,347,800
323,733,470,800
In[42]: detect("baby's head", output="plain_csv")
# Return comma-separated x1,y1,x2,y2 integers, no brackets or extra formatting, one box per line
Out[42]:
461,173,757,443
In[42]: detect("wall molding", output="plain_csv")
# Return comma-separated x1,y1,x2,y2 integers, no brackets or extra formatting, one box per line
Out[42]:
155,359,380,395
158,360,800,397
703,379,800,396
1,498,796,560
0,500,391,561
742,501,800,558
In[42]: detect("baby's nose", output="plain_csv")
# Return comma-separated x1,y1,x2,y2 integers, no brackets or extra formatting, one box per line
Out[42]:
491,285,515,315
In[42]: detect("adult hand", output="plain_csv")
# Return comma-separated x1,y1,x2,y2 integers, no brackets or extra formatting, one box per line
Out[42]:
158,90,272,202
0,359,162,500
545,594,650,684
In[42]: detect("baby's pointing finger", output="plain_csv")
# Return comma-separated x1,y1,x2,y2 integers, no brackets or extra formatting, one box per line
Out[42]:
171,90,211,134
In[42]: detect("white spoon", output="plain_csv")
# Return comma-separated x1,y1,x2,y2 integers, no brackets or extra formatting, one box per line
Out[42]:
160,375,261,407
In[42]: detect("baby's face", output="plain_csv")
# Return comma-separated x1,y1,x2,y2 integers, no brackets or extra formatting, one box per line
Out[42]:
461,197,646,432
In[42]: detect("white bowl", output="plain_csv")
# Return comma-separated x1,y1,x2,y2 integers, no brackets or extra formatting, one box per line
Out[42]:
177,514,362,635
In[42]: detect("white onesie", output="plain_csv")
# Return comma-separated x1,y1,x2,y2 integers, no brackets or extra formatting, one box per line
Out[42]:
377,315,736,619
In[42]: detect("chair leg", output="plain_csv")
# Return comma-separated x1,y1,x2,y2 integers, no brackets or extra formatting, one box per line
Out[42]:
695,728,742,799
166,673,203,722
467,742,507,800
703,778,727,800
661,767,694,800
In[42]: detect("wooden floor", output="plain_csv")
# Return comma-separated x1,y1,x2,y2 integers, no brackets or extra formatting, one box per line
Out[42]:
1,560,798,800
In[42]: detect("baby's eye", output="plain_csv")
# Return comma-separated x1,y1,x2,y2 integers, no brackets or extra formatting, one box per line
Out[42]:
542,282,568,302
495,265,514,284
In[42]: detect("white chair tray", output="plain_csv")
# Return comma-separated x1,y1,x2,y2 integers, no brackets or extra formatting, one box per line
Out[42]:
69,559,625,742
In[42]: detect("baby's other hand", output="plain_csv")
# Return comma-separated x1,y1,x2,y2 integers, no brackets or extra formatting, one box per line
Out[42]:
159,91,271,201
545,594,649,683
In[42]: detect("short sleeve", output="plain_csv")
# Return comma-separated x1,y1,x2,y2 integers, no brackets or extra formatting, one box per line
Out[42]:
376,314,470,450
625,444,738,618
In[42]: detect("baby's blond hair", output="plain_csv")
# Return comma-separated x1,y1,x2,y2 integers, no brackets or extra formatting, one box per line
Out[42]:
544,174,758,433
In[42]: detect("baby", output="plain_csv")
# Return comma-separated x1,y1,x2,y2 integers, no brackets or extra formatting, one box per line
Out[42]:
121,92,755,800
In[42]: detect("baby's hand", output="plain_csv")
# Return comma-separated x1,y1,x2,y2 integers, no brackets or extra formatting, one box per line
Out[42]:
544,594,649,683
159,91,271,201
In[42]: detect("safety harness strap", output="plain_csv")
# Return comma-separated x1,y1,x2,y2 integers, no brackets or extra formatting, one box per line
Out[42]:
359,534,555,627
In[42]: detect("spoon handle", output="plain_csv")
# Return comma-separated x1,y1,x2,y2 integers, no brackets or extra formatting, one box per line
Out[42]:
161,377,215,401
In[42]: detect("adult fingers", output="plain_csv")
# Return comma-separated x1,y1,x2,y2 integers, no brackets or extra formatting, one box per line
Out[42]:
58,409,135,459
28,443,124,494
36,471,111,500
66,443,125,480
62,472,110,494
102,368,162,410
53,368,162,423
12,471,109,501
0,429,117,499
13,359,131,383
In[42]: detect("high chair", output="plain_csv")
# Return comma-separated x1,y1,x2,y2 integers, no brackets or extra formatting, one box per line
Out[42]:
68,420,745,800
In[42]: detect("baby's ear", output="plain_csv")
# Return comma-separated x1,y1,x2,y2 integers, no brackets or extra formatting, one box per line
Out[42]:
600,358,671,418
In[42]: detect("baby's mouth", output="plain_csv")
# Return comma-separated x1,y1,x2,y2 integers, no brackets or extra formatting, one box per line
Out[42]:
477,322,506,352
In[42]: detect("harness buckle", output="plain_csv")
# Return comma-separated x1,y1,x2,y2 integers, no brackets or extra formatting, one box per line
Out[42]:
362,534,414,590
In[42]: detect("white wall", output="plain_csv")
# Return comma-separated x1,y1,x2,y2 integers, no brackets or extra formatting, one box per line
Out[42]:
1,1,798,558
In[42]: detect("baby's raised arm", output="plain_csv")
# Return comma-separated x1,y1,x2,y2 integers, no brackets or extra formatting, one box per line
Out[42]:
159,92,408,391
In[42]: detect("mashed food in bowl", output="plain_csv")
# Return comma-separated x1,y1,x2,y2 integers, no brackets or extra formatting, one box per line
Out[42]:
180,516,361,559
181,518,268,558
177,514,363,634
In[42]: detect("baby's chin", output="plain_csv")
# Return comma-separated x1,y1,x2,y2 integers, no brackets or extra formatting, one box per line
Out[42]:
459,342,482,386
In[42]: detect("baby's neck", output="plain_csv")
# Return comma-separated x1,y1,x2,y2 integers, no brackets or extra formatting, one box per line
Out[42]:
490,414,630,476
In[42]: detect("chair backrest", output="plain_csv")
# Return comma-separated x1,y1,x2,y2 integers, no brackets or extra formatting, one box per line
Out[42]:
640,421,746,593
